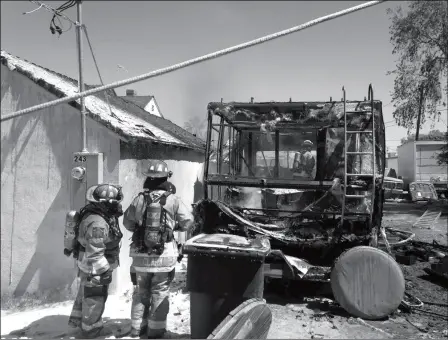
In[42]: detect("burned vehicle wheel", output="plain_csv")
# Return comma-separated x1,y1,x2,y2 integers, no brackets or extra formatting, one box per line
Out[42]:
330,246,405,320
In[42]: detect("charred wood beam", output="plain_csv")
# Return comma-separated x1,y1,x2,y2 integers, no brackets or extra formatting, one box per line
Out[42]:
275,130,280,178
248,132,253,170
203,110,213,199
228,125,232,175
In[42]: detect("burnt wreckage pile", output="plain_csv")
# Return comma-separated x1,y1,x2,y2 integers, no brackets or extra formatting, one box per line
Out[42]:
193,94,386,267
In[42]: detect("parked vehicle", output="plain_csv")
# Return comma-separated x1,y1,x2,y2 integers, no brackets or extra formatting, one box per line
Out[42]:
409,181,439,202
430,176,448,199
383,168,407,199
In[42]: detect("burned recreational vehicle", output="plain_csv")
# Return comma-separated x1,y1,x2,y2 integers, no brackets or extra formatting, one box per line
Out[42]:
193,85,386,280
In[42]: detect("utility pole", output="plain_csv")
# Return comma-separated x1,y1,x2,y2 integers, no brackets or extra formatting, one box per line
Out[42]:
76,0,88,153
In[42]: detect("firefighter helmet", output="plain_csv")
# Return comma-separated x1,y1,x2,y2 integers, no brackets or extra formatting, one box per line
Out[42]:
86,184,123,203
142,160,172,178
302,140,313,147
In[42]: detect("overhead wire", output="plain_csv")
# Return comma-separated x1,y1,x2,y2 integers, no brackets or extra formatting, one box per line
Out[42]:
24,1,77,35
49,0,76,36
82,24,116,119
2,0,387,123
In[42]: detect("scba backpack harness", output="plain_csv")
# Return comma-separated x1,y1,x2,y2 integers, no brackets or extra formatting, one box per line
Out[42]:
64,205,122,259
133,190,174,255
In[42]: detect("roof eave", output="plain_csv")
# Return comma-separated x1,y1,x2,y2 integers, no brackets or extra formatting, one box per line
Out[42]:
2,51,205,151
123,135,206,153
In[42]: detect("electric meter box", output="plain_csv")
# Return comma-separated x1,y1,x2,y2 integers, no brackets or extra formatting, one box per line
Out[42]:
183,233,270,339
71,152,103,211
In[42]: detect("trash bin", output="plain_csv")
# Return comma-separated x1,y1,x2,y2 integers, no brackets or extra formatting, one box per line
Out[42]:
183,233,271,339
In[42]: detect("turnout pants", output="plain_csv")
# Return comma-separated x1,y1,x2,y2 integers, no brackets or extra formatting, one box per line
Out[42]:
68,271,109,338
131,269,175,338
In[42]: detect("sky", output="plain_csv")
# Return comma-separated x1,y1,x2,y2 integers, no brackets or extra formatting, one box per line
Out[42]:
1,1,446,152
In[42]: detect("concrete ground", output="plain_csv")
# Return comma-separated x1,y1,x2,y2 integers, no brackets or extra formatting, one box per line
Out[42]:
1,201,447,339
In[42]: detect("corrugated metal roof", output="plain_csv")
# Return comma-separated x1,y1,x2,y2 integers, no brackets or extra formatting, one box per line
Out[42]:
1,50,205,152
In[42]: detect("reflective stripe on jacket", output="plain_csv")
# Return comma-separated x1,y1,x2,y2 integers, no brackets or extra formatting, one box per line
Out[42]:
130,240,178,273
123,191,193,272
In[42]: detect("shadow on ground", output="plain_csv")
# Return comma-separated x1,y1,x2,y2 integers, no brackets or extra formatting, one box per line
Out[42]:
264,278,333,305
2,315,190,339
419,273,448,289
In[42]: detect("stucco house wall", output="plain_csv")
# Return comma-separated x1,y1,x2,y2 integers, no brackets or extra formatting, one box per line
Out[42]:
1,64,120,298
1,49,206,299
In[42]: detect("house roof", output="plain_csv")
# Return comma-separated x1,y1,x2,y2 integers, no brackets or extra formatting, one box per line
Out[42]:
398,140,446,148
120,95,153,108
119,95,165,119
413,140,446,145
1,50,205,152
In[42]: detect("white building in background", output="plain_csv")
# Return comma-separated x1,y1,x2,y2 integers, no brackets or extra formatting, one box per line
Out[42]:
386,151,398,173
397,140,447,189
120,89,164,118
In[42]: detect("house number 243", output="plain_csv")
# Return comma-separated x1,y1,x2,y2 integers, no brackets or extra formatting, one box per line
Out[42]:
74,155,87,162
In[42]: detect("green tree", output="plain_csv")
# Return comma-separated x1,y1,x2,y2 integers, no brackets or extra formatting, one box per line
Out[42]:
387,1,448,139
400,129,446,144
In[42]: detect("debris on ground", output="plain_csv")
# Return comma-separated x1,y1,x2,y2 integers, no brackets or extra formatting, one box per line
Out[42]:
1,202,447,339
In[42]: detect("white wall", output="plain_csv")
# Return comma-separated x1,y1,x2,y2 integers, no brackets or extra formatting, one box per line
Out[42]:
397,142,415,187
386,157,398,173
1,65,120,298
143,98,162,118
415,143,447,181
116,145,204,294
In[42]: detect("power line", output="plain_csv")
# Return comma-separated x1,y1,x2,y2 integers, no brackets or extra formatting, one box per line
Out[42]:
82,24,115,119
26,0,78,26
49,0,76,36
1,0,387,123
24,1,77,35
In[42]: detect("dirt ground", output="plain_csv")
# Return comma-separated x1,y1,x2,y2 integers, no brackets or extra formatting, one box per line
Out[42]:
1,201,447,339
262,200,448,339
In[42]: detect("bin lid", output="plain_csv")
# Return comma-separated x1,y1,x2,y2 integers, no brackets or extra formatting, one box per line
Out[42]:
183,233,271,257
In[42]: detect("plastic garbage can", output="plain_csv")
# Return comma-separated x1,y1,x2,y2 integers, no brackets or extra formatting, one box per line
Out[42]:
183,233,271,339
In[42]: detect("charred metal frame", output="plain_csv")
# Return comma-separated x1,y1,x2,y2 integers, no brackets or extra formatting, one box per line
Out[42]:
198,88,386,267
203,93,385,219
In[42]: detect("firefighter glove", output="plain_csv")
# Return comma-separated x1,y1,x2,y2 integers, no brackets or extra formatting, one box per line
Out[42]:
89,269,113,285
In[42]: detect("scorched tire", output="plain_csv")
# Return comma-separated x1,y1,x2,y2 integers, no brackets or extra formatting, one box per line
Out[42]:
330,246,405,320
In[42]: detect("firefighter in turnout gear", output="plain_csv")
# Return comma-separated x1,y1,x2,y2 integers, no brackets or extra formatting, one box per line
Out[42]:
123,160,193,339
293,140,316,180
68,184,124,338
129,182,177,288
